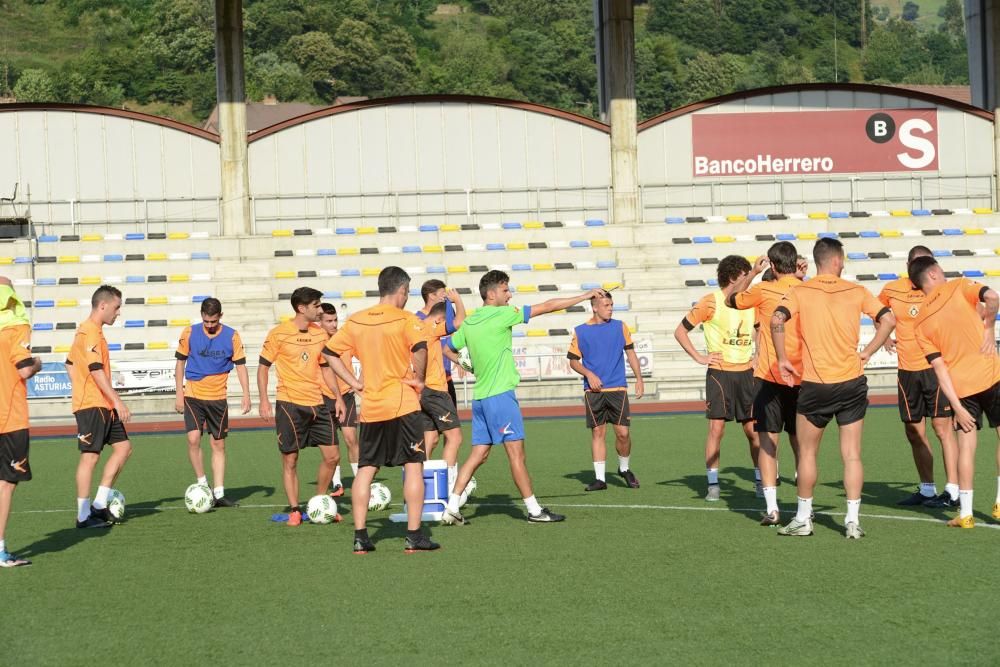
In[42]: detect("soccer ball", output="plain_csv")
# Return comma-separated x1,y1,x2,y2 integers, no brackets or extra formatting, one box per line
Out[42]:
107,489,126,520
368,482,392,511
184,483,214,514
459,476,477,508
306,495,338,524
457,348,474,374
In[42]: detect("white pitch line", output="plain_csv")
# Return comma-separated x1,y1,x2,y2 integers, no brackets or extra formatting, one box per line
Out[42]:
13,500,1000,531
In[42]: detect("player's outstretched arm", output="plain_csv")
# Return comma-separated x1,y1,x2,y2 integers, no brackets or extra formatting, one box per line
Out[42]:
625,348,644,399
91,367,130,423
673,321,720,367
256,363,273,422
860,311,896,363
446,288,467,329
725,256,768,307
929,358,976,432
529,288,606,319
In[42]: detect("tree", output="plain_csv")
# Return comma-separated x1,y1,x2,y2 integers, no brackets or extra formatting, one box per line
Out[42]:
12,69,55,102
939,0,965,40
902,1,919,22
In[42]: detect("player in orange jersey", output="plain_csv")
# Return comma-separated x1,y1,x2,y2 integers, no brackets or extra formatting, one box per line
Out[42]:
257,287,345,527
69,285,134,529
319,302,359,496
771,239,896,539
0,277,41,567
910,256,1000,528
878,246,958,508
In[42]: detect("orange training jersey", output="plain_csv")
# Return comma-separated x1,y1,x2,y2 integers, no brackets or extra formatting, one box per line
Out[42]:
176,325,246,400
324,305,425,423
878,277,930,372
0,325,32,433
259,321,328,406
733,275,803,385
775,275,889,384
320,331,354,400
682,292,753,372
914,278,1000,398
420,318,449,392
67,319,112,412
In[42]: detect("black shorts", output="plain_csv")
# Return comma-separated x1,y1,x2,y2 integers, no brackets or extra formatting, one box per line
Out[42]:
706,368,755,422
75,407,129,453
752,380,800,435
419,387,461,433
323,392,359,430
584,390,631,428
275,401,335,454
958,381,1000,431
183,397,229,439
447,379,458,408
797,377,869,428
0,429,31,483
358,412,427,468
897,368,952,423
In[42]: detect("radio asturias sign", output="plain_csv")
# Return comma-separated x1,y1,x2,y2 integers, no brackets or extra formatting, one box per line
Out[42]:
692,109,938,177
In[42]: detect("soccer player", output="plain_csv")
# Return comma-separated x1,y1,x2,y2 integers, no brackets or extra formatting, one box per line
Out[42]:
322,266,437,554
257,287,345,527
727,242,804,525
674,255,759,502
439,270,606,526
771,238,896,539
318,302,359,496
910,256,1000,528
878,246,959,508
417,279,466,408
173,297,251,508
0,278,41,567
567,290,644,491
69,285,134,529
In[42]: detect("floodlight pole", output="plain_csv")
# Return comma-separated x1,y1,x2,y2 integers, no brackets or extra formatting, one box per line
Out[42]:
596,0,639,226
215,0,251,236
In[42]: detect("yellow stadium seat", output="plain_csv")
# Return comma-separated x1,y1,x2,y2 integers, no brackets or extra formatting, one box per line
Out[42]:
447,266,469,273
797,232,817,241
169,319,191,327
506,242,527,251
422,245,443,253
168,274,189,282
973,207,994,214
147,341,169,350
82,234,103,242
890,209,910,217
357,227,376,235
147,296,168,305
338,247,360,255
602,282,622,291
713,235,735,243
995,248,1000,255
807,212,827,219
628,325,637,334
0,258,11,265
271,229,293,237
526,329,547,337
279,315,293,323
54,345,71,354
57,299,78,307
440,224,461,232
986,269,1000,277
57,256,80,264
726,215,747,222
275,271,295,279
516,285,538,293
881,230,902,238
361,267,381,276
146,252,167,261
591,239,611,248
965,228,986,235
523,221,544,229
532,263,554,271
168,232,189,240
343,290,364,298
81,276,101,285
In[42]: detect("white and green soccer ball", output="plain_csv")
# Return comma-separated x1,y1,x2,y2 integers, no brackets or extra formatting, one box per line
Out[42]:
368,482,392,511
107,489,126,520
459,476,477,508
184,483,214,514
457,348,474,374
306,494,338,524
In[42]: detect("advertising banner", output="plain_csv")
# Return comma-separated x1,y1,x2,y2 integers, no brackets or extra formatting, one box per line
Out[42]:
27,362,73,398
111,360,176,394
692,109,939,177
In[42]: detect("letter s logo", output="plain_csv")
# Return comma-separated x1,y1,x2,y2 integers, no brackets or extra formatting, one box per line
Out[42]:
896,118,936,169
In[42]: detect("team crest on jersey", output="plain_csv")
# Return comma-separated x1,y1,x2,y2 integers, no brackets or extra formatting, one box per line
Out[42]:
908,305,919,317
301,352,309,362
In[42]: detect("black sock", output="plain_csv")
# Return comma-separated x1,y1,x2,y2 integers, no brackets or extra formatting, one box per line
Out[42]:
407,529,422,539
355,529,369,540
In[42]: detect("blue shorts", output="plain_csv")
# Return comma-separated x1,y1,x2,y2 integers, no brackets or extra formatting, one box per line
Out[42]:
471,390,525,445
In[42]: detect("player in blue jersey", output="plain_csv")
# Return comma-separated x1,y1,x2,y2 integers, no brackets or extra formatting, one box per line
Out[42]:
567,290,644,491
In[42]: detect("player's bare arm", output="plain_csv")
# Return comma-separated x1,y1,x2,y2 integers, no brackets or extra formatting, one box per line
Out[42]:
403,344,429,392
569,358,602,391
928,357,976,432
770,309,799,387
980,287,999,355
16,356,42,380
174,358,186,414
673,321,722,367
859,311,896,363
529,288,607,319
446,288,466,327
91,366,131,423
236,363,252,414
725,255,768,307
322,350,364,393
625,347,644,399
256,363,273,422
442,345,462,365
320,365,346,421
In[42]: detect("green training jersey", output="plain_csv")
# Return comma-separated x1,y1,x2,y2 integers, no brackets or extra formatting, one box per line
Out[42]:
450,304,531,400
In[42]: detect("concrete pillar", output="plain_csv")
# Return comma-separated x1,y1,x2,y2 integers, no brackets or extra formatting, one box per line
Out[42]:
598,0,639,225
214,0,251,236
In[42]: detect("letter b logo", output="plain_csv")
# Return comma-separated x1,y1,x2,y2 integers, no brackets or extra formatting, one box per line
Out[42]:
866,113,895,144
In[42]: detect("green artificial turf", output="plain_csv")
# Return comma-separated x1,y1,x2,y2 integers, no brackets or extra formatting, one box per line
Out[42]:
5,407,1000,665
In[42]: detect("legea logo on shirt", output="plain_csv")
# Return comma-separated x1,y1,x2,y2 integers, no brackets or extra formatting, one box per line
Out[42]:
724,320,753,346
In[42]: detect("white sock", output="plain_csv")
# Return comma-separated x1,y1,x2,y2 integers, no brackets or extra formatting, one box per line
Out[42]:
945,483,959,501
594,460,606,482
197,475,208,486
919,482,937,498
754,468,761,482
92,486,111,510
447,465,458,495
995,477,1000,504
523,495,542,516
706,468,719,485
795,496,813,522
959,489,973,518
332,466,342,487
351,463,359,475
446,493,461,513
213,486,224,499
77,498,91,523
763,486,778,514
845,498,861,525
618,455,630,472
0,539,6,553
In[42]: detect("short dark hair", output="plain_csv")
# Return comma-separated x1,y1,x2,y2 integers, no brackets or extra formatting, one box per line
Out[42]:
907,245,933,264
717,255,751,289
761,268,775,282
813,237,844,267
428,301,447,317
908,255,939,289
290,286,323,313
91,284,122,309
320,302,337,316
591,291,613,304
378,266,410,297
479,269,510,300
767,241,798,275
200,297,222,316
421,279,446,304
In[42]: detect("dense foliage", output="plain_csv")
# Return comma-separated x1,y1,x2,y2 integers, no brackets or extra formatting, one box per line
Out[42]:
0,0,969,123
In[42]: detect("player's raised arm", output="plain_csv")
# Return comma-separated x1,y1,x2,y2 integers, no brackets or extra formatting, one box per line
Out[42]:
529,288,607,319
725,255,768,308
445,288,466,330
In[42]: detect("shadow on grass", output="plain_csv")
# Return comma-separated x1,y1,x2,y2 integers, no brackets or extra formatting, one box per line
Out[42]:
561,469,629,490
19,525,111,558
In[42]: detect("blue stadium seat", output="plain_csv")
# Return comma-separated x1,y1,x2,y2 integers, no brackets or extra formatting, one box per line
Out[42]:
126,276,144,283
486,243,506,251
32,323,54,331
409,288,421,296
191,252,210,260
859,231,880,238
335,228,356,235
33,300,55,308
427,266,446,274
776,233,796,241
192,295,209,303
933,249,952,257
512,330,526,337
402,246,422,253
341,269,361,277
847,252,867,260
104,254,124,262
502,222,522,230
964,269,985,278
707,279,719,286
942,229,963,235
323,291,343,299
912,209,931,216
14,257,31,264
748,214,767,221
125,233,145,241
38,234,59,243
693,236,712,244
36,277,57,286
585,219,606,226
125,320,145,328
108,343,122,352
317,248,337,256
569,240,590,248
512,263,532,271
596,260,617,269
818,232,839,239
581,282,602,290
679,258,699,266
861,317,874,326
665,217,685,224
418,224,439,232
613,304,629,312
878,273,898,281
830,211,849,219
